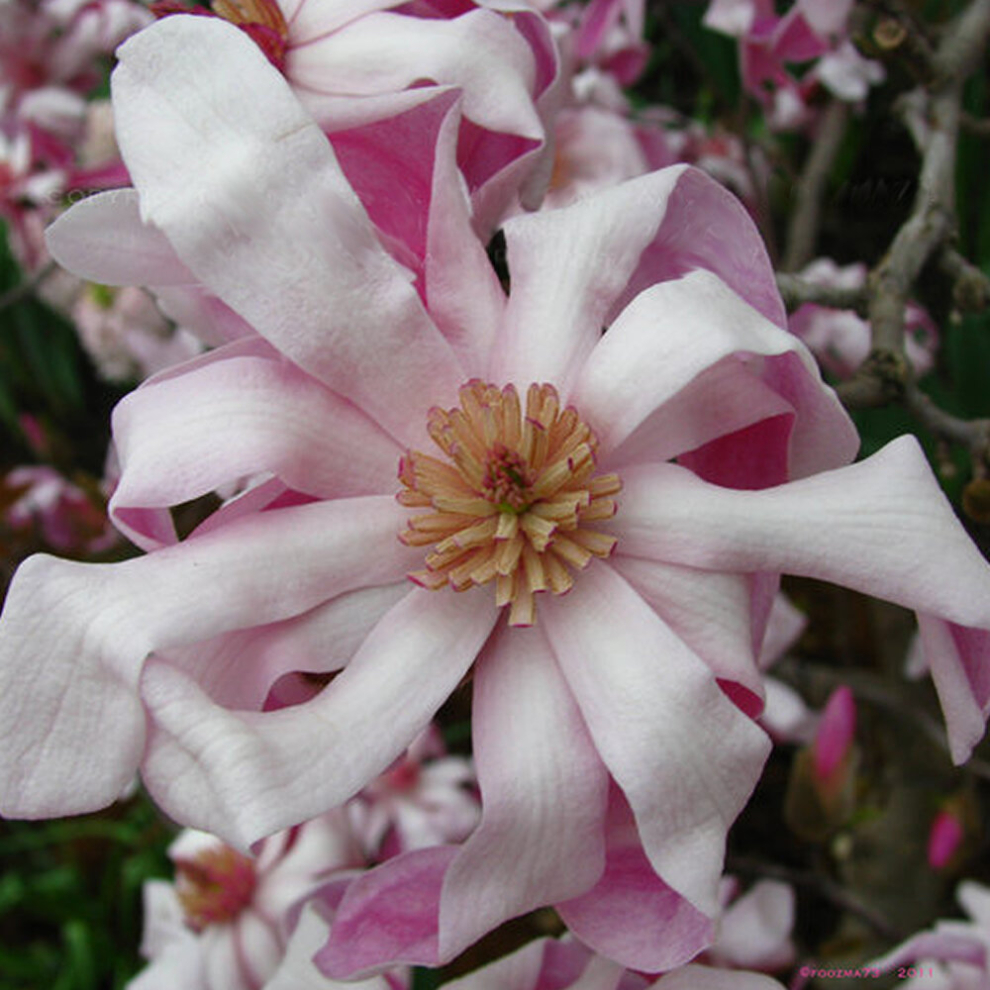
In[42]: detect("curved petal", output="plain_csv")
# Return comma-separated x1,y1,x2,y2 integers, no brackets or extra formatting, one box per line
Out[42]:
45,188,193,286
917,614,990,764
317,846,458,976
0,496,413,819
543,563,770,918
557,789,714,972
288,10,542,143
436,624,609,958
268,901,401,990
165,582,410,710
609,556,762,698
285,0,406,39
112,16,464,445
600,356,794,471
491,166,783,393
327,87,505,372
140,588,498,846
611,438,990,629
572,270,830,454
110,351,402,545
709,880,795,971
611,439,990,760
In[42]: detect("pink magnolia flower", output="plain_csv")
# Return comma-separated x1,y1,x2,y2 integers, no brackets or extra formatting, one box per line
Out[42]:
71,283,203,383
0,0,151,131
347,727,481,860
152,0,559,235
870,882,990,989
789,259,938,379
703,0,883,129
130,811,365,990
3,465,118,555
4,10,990,976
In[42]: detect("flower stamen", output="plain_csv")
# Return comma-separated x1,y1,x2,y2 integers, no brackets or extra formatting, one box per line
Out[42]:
398,381,621,626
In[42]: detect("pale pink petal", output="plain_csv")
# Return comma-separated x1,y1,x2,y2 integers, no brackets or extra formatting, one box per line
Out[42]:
318,846,459,975
708,880,795,971
543,563,771,918
611,439,990,761
165,583,409,710
288,9,543,145
492,166,783,392
268,901,401,990
599,355,793,471
110,350,401,546
419,92,506,371
112,16,464,445
917,614,990,764
234,911,283,987
45,188,193,286
140,589,498,846
284,0,406,39
758,594,806,669
571,270,827,453
675,349,860,483
611,439,990,626
201,926,255,990
0,496,413,819
557,790,713,972
436,624,609,958
326,86,506,372
610,556,762,698
959,882,990,928
870,929,987,973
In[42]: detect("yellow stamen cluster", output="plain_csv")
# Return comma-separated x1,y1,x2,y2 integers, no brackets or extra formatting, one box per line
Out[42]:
175,846,257,932
398,381,621,626
212,0,287,34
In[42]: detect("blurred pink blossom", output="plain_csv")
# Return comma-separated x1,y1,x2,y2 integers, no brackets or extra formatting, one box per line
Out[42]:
928,807,966,872
3,465,117,555
703,0,883,131
152,0,560,234
870,882,990,989
789,259,939,379
704,878,796,973
347,727,481,859
129,812,365,990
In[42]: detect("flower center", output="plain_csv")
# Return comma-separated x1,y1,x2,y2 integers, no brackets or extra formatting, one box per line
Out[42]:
398,380,621,627
152,0,289,71
175,845,257,931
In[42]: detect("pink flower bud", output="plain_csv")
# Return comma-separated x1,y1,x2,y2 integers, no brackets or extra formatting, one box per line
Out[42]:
928,807,966,870
812,685,856,782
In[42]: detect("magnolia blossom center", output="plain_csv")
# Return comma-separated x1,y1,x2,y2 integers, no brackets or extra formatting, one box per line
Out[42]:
398,381,621,627
175,845,257,931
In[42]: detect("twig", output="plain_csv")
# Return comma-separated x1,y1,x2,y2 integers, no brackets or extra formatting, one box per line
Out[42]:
776,273,870,315
903,386,990,462
782,101,850,273
961,110,990,137
940,247,990,313
841,0,990,425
